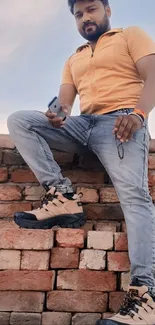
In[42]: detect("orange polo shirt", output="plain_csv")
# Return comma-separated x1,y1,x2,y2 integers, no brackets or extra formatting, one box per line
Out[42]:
61,26,155,115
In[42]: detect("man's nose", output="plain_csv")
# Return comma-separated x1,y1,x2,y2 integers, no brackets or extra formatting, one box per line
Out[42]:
82,13,91,23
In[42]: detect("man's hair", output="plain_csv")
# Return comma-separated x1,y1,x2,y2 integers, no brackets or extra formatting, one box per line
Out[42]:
68,0,109,14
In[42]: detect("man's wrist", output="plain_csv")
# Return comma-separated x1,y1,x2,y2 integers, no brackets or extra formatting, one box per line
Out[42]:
128,112,144,125
133,108,147,120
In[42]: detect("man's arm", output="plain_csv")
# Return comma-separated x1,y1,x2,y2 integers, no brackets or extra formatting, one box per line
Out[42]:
135,54,155,116
58,84,77,115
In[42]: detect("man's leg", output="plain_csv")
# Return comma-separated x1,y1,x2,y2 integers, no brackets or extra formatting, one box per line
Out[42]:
88,111,155,324
7,110,91,229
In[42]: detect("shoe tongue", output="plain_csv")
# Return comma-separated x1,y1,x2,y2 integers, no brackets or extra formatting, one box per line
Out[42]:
129,285,149,297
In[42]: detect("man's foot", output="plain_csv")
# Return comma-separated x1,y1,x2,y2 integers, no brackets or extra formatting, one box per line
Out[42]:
96,278,155,325
14,187,86,229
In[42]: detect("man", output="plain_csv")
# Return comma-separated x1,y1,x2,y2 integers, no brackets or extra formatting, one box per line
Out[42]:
7,0,155,324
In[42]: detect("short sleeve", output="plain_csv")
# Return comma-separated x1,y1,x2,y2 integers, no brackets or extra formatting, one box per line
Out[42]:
61,58,75,86
124,26,155,63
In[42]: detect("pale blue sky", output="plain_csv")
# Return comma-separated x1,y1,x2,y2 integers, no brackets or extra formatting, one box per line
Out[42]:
0,0,155,136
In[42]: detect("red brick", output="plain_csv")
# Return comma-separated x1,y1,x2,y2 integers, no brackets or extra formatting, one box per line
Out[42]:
0,185,22,201
80,222,94,239
149,140,155,153
0,168,8,182
100,187,119,203
83,204,124,221
72,313,101,325
0,229,54,250
122,221,127,232
148,170,155,186
102,312,115,319
0,250,21,270
0,202,32,218
114,233,128,251
47,291,108,313
0,312,10,325
11,169,37,183
108,252,130,271
76,187,99,203
63,170,104,184
95,221,120,232
21,251,50,270
10,312,41,325
56,229,85,248
109,292,126,313
57,270,116,292
88,231,113,250
0,219,18,229
53,150,74,165
0,135,15,149
148,155,155,169
121,272,130,291
0,291,44,312
50,248,79,269
42,312,71,325
24,186,45,201
3,150,25,165
0,270,55,291
79,249,106,270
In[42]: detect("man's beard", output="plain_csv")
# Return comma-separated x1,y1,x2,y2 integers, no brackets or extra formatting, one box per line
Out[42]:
80,16,110,42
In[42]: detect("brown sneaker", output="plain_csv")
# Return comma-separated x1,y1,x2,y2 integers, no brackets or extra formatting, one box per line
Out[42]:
14,187,86,229
96,279,155,325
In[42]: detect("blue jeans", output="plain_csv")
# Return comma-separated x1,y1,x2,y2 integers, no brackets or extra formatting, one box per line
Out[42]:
7,109,155,289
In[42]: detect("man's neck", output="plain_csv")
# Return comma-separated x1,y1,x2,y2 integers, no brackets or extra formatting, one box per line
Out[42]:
89,28,111,51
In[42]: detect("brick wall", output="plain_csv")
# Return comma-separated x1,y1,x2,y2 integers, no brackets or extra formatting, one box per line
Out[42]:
0,134,155,325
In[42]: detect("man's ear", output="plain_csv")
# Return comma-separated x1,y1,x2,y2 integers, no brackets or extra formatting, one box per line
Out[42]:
105,6,111,18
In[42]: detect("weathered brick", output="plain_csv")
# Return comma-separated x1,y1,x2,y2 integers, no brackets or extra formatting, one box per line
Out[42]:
84,204,124,221
3,150,25,165
114,233,128,251
79,249,106,270
108,252,130,271
122,221,127,232
0,292,45,312
53,150,74,165
0,250,21,270
10,312,41,325
47,291,108,313
0,219,18,229
87,231,113,250
11,168,37,183
24,186,45,200
149,155,155,169
102,312,115,319
148,170,155,186
76,187,99,203
95,221,120,232
100,187,119,203
0,185,22,201
0,168,8,182
0,229,54,250
0,270,55,291
0,202,32,218
0,312,10,325
50,248,79,269
57,270,116,292
63,170,104,184
0,150,3,164
81,222,94,238
21,251,50,270
109,292,126,313
121,272,130,291
56,229,85,248
0,135,15,149
149,140,155,153
42,312,71,325
72,313,101,325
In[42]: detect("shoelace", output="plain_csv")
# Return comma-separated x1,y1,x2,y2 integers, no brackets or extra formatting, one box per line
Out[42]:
119,291,143,317
38,192,57,210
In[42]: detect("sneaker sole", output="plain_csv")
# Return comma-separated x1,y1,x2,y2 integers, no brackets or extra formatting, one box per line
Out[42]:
14,213,86,229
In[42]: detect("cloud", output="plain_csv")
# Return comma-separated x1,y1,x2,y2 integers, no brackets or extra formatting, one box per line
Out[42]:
0,0,64,62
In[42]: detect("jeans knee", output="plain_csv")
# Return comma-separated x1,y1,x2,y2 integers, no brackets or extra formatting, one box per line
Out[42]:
7,111,24,131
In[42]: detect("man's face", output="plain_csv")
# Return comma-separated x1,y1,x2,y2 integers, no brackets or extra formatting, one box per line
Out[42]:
73,0,111,42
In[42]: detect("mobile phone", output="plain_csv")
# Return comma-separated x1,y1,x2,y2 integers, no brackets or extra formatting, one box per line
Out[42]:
48,97,66,119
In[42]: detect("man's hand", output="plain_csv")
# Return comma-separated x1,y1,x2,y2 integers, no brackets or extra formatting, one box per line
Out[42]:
45,104,70,128
113,114,143,142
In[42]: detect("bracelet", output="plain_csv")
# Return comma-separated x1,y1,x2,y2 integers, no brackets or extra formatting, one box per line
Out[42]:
133,108,147,120
128,112,144,125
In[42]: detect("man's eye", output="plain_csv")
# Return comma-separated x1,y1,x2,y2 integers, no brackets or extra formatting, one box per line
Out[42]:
89,8,96,12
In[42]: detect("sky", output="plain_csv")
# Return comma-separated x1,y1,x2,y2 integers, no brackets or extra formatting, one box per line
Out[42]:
0,0,155,137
